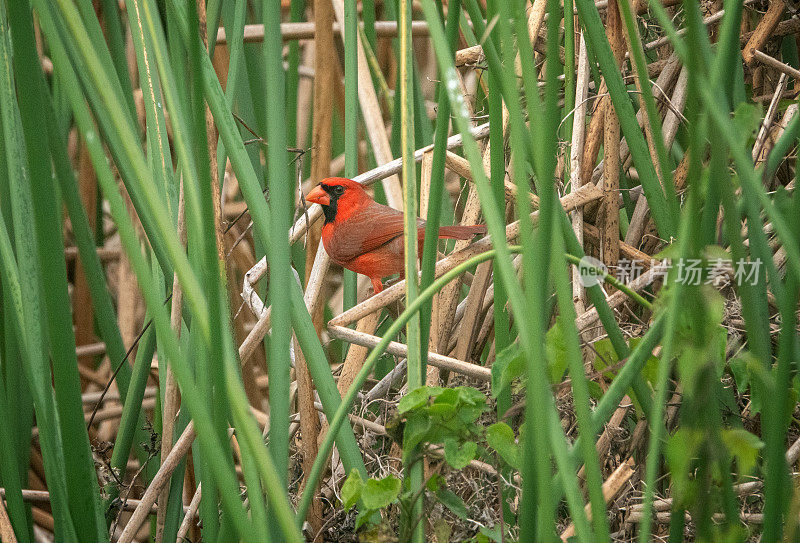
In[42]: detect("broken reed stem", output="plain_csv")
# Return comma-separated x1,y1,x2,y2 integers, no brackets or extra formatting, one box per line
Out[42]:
628,436,800,517
116,422,198,543
571,32,590,309
175,484,202,541
0,488,190,516
752,50,800,82
600,0,624,269
0,493,16,543
753,72,789,163
560,457,636,541
742,0,786,65
156,179,185,543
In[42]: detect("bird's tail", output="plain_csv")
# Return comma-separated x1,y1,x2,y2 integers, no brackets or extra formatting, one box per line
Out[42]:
436,225,487,240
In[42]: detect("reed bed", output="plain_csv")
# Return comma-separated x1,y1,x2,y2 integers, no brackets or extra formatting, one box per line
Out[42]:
0,0,798,541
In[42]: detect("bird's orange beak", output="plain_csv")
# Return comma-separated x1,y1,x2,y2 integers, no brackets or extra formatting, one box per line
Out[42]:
306,185,330,206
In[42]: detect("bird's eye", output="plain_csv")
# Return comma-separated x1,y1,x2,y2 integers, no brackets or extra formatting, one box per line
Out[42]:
333,185,345,195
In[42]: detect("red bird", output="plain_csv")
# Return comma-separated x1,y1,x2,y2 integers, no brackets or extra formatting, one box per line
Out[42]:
306,177,486,294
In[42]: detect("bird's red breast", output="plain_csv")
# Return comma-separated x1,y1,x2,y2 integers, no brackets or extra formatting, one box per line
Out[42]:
306,177,486,293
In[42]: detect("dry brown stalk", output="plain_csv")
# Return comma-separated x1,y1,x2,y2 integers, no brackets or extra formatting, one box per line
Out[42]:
419,150,442,386
742,0,786,65
75,342,107,358
155,179,185,543
0,488,189,516
74,144,98,365
753,72,789,163
30,508,53,535
294,335,322,529
330,324,492,381
600,0,624,270
576,397,632,482
760,102,798,175
216,20,432,44
752,49,800,81
584,223,656,268
741,16,800,44
560,456,636,541
175,484,202,542
117,422,197,543
0,493,17,543
581,92,606,188
63,246,120,261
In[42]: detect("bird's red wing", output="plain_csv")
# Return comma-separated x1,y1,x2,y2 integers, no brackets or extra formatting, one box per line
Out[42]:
325,202,412,264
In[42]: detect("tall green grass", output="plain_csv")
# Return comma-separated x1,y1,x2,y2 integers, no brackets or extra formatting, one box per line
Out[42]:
0,0,797,541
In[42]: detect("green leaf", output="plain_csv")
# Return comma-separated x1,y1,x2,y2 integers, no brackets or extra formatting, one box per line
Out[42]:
443,438,476,469
399,386,443,414
545,316,570,383
665,428,704,506
361,475,401,510
428,401,457,419
402,413,432,459
355,508,374,529
721,428,764,475
485,422,520,470
341,469,363,510
478,525,504,543
455,386,486,406
629,337,659,387
491,341,524,397
434,388,460,406
435,487,468,520
433,518,452,543
732,102,762,140
457,404,486,426
592,338,620,375
426,473,445,492
729,351,757,393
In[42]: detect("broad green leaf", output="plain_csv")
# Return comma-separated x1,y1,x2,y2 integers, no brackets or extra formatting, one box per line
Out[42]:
592,338,621,377
491,341,524,398
721,428,764,475
426,473,445,492
665,429,704,506
478,525,504,543
443,438,476,469
545,316,570,383
455,386,486,406
457,403,486,426
361,475,401,510
341,469,363,510
485,422,520,470
399,386,443,414
402,413,432,457
428,401,457,419
434,388,460,406
732,102,762,140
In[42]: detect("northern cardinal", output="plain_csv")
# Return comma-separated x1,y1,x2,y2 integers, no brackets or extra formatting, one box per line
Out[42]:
306,177,486,294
